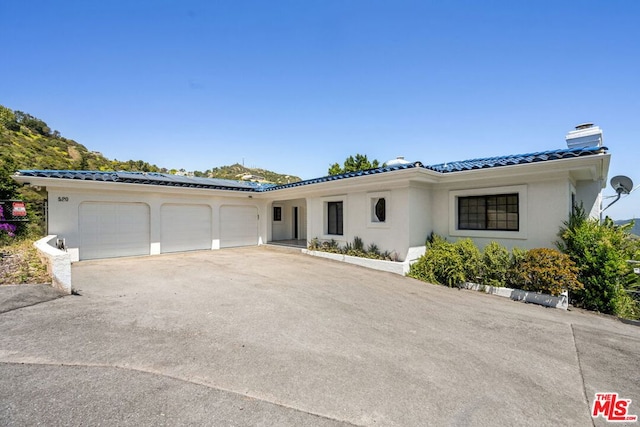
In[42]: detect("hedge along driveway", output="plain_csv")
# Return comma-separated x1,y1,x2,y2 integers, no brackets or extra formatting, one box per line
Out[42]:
0,246,639,426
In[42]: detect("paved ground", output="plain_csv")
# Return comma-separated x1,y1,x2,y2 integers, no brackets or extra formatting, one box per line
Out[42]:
0,284,66,314
0,246,638,426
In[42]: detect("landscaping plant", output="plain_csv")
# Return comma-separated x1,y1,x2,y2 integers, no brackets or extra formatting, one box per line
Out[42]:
481,241,510,287
512,248,582,296
408,235,466,287
308,236,397,261
454,238,482,283
506,247,528,288
557,205,640,319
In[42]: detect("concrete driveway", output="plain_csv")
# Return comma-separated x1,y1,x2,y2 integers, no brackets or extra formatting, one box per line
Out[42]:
1,246,638,426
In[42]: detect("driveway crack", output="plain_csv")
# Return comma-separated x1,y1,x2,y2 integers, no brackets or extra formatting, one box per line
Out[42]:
570,323,596,427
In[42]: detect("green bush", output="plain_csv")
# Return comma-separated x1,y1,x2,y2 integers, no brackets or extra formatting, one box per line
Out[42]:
353,236,364,251
513,248,582,296
321,239,341,253
308,237,320,250
481,241,510,287
309,236,395,261
455,238,482,283
557,205,640,318
506,247,528,288
408,236,465,287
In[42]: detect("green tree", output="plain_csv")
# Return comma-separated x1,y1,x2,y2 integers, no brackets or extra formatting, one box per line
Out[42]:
328,154,382,176
0,105,16,127
0,154,20,199
14,111,51,136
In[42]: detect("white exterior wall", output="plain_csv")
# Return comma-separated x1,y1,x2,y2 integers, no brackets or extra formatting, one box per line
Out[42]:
46,186,267,258
270,198,307,241
431,177,573,250
305,186,414,261
575,179,604,219
408,184,432,247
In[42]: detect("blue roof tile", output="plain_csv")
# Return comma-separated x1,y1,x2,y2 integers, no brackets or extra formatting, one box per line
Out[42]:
425,146,606,173
16,146,607,192
15,170,275,191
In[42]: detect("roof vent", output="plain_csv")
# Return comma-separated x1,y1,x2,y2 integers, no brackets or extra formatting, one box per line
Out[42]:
566,123,603,149
386,156,411,166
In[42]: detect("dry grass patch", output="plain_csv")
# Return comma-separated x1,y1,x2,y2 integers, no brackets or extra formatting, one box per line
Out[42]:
0,239,50,285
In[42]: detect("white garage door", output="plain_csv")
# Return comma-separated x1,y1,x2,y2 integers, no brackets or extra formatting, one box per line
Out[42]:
161,204,212,253
79,202,150,260
220,205,258,248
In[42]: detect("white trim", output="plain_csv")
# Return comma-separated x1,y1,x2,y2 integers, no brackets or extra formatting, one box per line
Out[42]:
321,195,347,241
449,185,528,240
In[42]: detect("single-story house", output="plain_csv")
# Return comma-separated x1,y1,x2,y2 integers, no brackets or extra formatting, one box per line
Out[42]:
12,124,610,262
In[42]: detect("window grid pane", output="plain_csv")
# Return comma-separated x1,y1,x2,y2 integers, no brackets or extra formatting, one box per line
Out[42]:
458,194,518,231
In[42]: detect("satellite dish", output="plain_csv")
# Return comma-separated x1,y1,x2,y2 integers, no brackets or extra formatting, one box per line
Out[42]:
610,175,634,195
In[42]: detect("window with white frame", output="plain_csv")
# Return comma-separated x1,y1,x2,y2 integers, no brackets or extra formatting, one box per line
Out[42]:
458,193,519,231
368,191,390,227
449,185,527,240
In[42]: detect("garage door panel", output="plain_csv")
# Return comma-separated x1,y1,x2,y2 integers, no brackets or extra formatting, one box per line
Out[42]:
220,205,258,248
161,204,212,253
79,202,150,260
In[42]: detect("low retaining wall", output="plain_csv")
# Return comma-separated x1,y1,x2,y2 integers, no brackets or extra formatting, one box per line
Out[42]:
33,235,72,294
302,248,426,275
461,283,568,310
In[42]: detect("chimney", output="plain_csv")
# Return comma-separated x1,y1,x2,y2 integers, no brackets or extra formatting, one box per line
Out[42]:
565,123,603,149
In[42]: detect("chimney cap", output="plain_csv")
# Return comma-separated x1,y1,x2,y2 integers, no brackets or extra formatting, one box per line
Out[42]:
575,123,594,130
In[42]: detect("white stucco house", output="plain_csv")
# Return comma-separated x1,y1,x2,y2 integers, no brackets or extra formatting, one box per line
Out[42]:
12,124,610,263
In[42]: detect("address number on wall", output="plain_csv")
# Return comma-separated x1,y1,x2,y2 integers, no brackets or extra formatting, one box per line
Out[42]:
58,197,69,202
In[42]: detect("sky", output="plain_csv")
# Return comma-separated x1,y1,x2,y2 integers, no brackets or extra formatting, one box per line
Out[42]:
1,1,639,219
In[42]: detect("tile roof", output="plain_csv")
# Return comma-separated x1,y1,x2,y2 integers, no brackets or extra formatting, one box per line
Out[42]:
16,146,607,192
266,145,608,190
15,170,275,191
425,146,607,173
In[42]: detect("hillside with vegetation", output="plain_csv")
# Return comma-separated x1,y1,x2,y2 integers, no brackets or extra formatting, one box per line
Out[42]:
0,105,164,201
0,104,299,238
205,164,300,184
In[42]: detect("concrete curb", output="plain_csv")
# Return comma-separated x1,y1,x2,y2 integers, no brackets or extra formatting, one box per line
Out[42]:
461,282,569,310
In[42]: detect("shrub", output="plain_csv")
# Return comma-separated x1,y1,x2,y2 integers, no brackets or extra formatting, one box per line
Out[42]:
321,239,341,253
506,247,528,288
557,205,640,318
309,236,395,261
408,236,465,287
454,238,482,283
481,241,510,287
367,243,380,256
308,237,320,250
513,248,582,296
353,236,364,251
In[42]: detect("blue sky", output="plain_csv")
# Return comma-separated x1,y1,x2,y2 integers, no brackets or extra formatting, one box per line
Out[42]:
1,1,639,219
